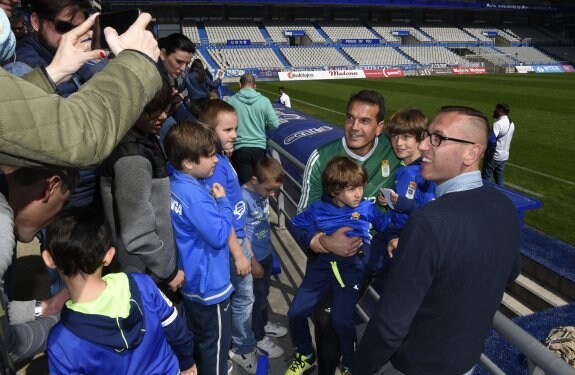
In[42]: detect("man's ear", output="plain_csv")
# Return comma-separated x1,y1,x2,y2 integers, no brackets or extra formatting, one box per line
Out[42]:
41,249,57,269
30,13,40,33
42,175,62,203
464,143,484,166
249,176,259,185
159,48,167,61
375,120,384,137
103,247,116,267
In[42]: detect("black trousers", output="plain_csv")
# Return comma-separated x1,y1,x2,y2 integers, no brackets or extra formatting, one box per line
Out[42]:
230,147,267,186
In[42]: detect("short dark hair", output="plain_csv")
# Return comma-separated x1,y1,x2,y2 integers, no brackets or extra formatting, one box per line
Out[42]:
322,156,367,197
495,103,510,116
199,99,237,129
239,74,256,87
386,108,428,140
30,0,90,20
144,79,173,115
279,87,285,92
440,105,489,143
10,167,78,194
46,207,113,277
346,90,386,123
158,33,196,55
253,157,284,184
164,121,218,168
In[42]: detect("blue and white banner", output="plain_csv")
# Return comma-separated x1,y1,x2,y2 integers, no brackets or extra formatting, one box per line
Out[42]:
482,31,498,37
227,39,251,46
285,30,305,37
340,39,380,45
532,65,565,73
391,30,410,36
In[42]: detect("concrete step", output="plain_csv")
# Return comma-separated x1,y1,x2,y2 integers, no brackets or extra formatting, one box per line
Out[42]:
514,274,569,308
502,292,535,317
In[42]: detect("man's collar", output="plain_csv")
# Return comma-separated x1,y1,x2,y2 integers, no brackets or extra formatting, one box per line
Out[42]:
436,171,483,198
341,137,379,162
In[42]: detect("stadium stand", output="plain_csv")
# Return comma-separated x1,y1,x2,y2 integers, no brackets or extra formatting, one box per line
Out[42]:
204,20,267,44
467,46,519,67
318,21,378,42
400,45,470,65
181,19,201,45
463,27,499,43
342,46,414,66
505,26,558,45
419,25,478,43
264,21,326,44
495,46,558,64
279,46,351,67
208,47,284,69
369,24,433,43
539,46,575,63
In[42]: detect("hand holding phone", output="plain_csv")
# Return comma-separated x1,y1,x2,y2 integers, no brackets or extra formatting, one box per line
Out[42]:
92,9,141,51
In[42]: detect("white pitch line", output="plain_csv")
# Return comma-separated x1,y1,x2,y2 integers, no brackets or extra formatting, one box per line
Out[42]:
507,163,574,186
258,86,572,189
258,87,346,116
504,183,544,198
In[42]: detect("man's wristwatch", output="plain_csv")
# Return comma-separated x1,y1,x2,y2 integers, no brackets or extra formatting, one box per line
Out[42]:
34,301,43,317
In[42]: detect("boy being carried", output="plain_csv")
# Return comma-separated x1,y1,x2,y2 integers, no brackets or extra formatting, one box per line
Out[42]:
165,121,234,375
287,156,390,375
43,207,195,375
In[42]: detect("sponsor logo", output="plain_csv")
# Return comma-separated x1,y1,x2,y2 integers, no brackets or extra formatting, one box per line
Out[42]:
287,71,314,79
234,201,246,219
284,126,333,145
329,70,359,77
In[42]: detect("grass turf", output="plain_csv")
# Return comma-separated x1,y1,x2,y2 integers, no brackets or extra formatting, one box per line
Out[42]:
256,74,575,245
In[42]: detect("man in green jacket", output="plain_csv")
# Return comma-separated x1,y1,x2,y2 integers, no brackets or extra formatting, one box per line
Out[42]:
0,12,161,168
227,73,280,185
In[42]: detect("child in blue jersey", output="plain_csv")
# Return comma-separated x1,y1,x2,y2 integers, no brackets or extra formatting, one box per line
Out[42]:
164,121,234,375
199,99,258,373
286,156,390,375
242,157,287,359
378,108,436,257
43,207,196,375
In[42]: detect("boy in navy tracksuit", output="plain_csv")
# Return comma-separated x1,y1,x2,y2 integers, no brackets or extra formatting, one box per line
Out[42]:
43,208,195,375
377,108,436,254
165,121,234,375
286,157,390,374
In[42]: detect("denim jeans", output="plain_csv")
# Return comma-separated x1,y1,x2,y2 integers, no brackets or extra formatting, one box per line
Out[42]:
252,254,273,342
481,157,507,186
230,238,256,354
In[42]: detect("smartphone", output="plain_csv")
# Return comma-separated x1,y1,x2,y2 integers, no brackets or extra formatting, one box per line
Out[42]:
91,9,141,51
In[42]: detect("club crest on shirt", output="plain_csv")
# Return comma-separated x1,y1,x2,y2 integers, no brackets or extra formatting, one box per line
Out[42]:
350,212,361,220
381,160,390,177
406,181,417,199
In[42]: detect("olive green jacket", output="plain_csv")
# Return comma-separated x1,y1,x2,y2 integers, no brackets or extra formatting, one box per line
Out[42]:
0,50,162,168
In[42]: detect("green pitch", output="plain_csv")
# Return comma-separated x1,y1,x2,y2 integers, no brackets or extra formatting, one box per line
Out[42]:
257,74,575,245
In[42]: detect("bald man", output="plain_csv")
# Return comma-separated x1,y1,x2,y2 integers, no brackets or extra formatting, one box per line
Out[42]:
355,106,521,375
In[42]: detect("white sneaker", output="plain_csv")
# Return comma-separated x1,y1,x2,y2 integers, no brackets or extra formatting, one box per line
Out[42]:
264,321,288,338
229,350,257,374
257,336,285,359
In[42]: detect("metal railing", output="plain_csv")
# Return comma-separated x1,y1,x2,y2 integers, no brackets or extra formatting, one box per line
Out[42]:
267,139,575,375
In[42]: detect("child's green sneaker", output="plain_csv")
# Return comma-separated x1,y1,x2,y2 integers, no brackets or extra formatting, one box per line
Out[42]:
284,352,316,375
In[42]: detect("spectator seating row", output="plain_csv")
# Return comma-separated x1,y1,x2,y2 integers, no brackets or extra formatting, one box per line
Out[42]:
319,22,377,42
342,46,414,66
208,47,284,68
204,21,267,45
279,46,350,67
468,46,519,66
399,45,469,65
495,46,557,64
264,21,326,44
370,24,432,43
182,19,201,44
505,26,557,44
419,25,477,43
538,46,575,63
